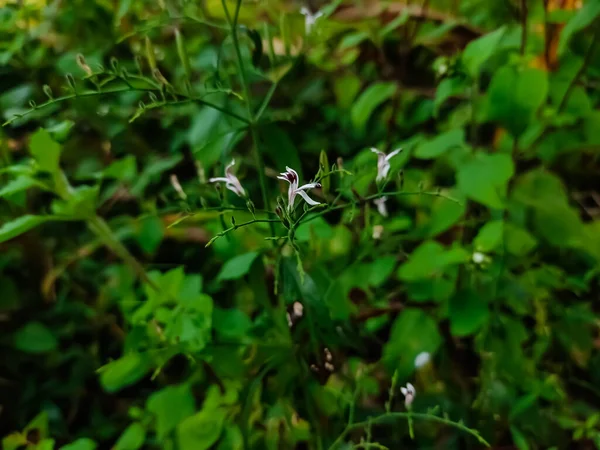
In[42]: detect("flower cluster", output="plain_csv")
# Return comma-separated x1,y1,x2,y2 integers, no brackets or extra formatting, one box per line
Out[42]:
210,146,401,219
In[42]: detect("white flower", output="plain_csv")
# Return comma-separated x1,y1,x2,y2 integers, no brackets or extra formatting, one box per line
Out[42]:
209,159,245,197
372,225,384,240
472,251,486,264
414,351,431,369
400,382,416,408
300,7,324,34
371,147,402,183
277,166,321,212
373,196,388,217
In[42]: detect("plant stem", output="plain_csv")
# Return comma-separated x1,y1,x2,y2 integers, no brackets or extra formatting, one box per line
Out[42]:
2,86,250,126
205,218,281,247
297,190,460,226
328,411,490,449
558,28,599,112
520,0,528,55
221,0,275,236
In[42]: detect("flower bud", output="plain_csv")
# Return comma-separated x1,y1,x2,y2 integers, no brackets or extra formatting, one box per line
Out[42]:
76,54,92,76
43,84,53,100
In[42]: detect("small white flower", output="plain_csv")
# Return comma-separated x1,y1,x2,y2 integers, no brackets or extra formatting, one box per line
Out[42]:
209,159,246,197
414,351,431,369
472,251,486,264
372,225,384,240
300,7,324,34
277,166,321,212
373,196,388,217
400,382,416,408
371,147,402,183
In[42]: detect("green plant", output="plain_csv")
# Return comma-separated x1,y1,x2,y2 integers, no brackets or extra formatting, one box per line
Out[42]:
2,0,600,449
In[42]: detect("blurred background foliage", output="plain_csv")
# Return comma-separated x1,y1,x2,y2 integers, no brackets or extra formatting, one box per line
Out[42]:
2,0,600,448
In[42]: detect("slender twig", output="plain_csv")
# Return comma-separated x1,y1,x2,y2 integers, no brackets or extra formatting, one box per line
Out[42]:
328,411,490,449
297,190,460,226
558,28,599,112
520,0,528,56
205,218,281,247
3,84,250,126
221,0,275,238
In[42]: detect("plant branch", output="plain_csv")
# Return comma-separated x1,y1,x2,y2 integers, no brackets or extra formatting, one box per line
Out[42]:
3,85,250,126
221,0,275,236
297,190,460,226
558,28,599,112
205,218,281,247
328,411,490,449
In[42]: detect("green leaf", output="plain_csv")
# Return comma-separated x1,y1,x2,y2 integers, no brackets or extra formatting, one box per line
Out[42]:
505,223,537,256
449,290,489,336
510,426,531,450
558,0,600,55
398,241,469,281
30,128,61,174
457,152,514,208
414,128,465,159
261,125,303,180
333,74,361,109
136,215,164,254
99,353,152,393
13,321,58,353
486,66,548,137
434,77,469,114
423,190,466,237
147,384,195,440
367,256,397,286
383,308,442,378
60,438,98,450
473,220,504,252
0,176,45,198
213,308,252,339
217,251,260,281
462,26,507,76
114,423,146,450
177,408,227,450
350,82,397,133
0,215,56,244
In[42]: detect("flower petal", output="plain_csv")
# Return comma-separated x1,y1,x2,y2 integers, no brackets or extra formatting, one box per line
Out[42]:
385,148,402,161
297,182,320,191
209,177,229,183
297,190,321,206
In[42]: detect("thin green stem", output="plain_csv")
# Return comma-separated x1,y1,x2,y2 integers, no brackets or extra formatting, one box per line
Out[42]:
328,412,490,450
3,85,250,126
205,218,281,247
298,190,460,226
221,0,275,236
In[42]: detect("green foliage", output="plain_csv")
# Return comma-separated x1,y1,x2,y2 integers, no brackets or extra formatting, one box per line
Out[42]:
2,0,600,449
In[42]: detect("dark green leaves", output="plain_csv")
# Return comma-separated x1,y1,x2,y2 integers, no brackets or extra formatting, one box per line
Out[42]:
462,26,506,76
457,152,514,208
414,128,465,159
0,215,60,244
99,353,152,393
217,252,260,281
383,309,442,378
147,384,195,440
350,82,396,133
558,0,600,55
13,322,58,353
30,128,62,174
486,66,548,137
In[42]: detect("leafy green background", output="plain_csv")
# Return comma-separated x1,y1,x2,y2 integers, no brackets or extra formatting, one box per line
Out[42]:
2,0,600,448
